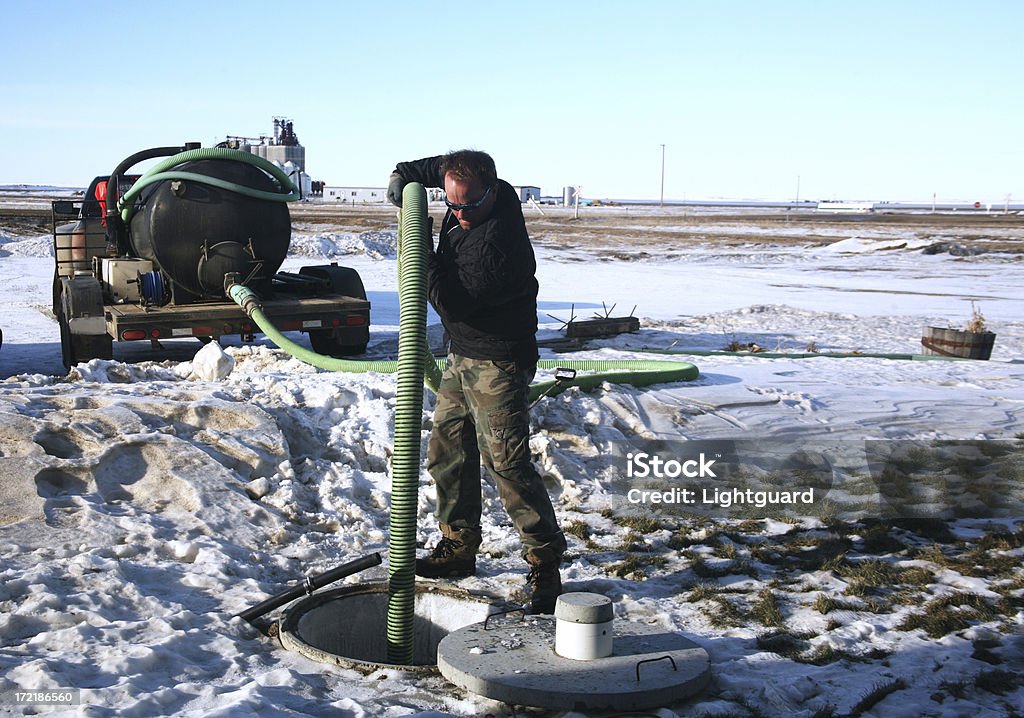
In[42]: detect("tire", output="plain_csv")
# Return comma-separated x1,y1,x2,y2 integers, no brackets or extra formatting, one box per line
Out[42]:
52,271,62,318
309,328,368,357
58,306,112,370
76,333,114,365
299,265,369,356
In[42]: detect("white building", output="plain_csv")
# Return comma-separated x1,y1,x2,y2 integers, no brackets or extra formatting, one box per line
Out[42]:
816,200,875,213
321,186,538,204
514,186,541,202
322,186,387,203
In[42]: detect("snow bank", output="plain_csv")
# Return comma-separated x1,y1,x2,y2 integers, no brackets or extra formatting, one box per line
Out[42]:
288,230,397,260
0,235,53,258
814,236,937,253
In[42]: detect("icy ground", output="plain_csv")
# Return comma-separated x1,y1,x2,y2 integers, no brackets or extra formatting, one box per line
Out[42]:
0,219,1022,717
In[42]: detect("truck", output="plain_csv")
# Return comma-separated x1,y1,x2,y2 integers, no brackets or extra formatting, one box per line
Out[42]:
52,143,370,369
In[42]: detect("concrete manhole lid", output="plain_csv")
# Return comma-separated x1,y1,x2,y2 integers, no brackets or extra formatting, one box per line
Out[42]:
437,617,710,711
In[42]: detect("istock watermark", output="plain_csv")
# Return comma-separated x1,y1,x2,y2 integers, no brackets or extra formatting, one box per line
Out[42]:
626,451,718,479
606,439,1024,520
625,486,816,509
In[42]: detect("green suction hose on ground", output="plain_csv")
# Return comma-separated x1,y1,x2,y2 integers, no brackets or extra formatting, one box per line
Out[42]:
220,289,703,401
532,357,698,398
118,148,300,223
228,283,440,378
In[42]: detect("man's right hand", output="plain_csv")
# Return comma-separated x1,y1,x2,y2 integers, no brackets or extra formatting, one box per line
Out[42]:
387,172,407,207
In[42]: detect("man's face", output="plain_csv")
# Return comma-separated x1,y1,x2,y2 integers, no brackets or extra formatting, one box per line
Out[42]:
444,173,496,230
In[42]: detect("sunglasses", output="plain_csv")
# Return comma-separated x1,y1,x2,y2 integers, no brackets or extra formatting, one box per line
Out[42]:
444,184,494,212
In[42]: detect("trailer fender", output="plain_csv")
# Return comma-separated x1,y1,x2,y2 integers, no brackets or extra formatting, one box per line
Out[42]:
298,264,367,300
60,276,107,335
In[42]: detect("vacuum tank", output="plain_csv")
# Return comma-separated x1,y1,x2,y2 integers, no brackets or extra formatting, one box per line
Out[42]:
127,158,291,304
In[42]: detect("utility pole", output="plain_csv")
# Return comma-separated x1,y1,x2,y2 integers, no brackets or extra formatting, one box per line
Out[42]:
660,144,665,208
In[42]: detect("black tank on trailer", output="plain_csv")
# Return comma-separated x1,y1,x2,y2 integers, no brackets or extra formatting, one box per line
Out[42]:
128,158,291,305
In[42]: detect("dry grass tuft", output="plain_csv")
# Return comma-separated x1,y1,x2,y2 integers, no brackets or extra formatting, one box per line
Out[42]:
687,583,721,602
609,553,667,580
752,587,784,627
612,514,664,533
705,595,747,628
847,678,907,717
966,301,988,333
974,669,1023,696
897,592,996,638
564,519,591,541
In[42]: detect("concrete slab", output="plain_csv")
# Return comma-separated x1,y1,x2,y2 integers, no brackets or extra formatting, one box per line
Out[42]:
437,616,710,711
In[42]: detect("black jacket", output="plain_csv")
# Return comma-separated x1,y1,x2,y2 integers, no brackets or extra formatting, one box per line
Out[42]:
394,156,539,366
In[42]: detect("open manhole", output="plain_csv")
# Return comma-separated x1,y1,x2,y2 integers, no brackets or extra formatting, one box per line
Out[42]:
277,581,496,673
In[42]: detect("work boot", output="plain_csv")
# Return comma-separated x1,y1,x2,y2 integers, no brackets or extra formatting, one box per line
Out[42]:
415,524,481,579
524,546,563,615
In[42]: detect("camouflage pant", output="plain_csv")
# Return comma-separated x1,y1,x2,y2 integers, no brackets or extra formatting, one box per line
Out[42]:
427,355,566,558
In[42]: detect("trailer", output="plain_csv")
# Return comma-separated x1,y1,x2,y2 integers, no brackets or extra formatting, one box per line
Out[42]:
52,145,370,369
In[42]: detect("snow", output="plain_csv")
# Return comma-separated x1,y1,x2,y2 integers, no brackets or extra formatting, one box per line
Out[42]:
287,229,397,261
1,209,1023,717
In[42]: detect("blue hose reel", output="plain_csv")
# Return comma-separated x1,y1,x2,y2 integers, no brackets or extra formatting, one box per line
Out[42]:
139,270,165,305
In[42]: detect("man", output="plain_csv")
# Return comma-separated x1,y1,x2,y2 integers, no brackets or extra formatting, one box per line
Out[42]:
387,150,566,614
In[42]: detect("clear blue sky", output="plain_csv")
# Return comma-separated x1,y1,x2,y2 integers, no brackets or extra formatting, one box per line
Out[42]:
3,0,1021,202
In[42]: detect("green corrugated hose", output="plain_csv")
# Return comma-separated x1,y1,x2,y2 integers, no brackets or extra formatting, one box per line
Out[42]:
228,282,438,378
385,182,430,664
117,147,300,224
220,287,703,400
